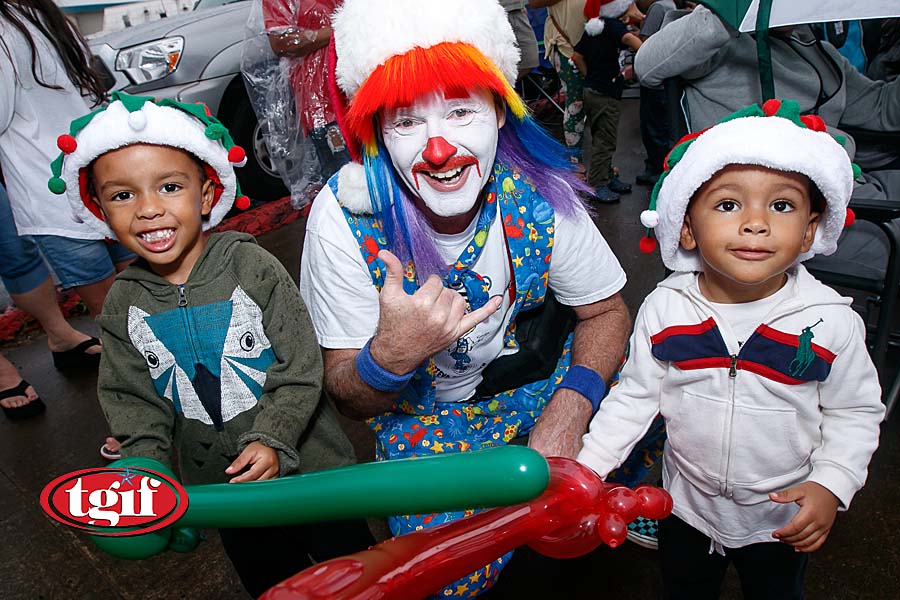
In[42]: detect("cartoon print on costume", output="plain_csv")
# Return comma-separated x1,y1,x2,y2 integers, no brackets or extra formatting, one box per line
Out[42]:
449,337,473,373
127,286,276,430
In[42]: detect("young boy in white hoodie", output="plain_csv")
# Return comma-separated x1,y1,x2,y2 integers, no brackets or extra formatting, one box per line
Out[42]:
574,99,884,599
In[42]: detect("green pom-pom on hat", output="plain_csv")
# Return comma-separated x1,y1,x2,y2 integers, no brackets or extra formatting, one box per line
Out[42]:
205,124,227,140
48,177,66,194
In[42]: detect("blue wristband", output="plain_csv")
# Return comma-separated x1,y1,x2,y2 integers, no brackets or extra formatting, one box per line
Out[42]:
355,339,415,392
557,365,607,413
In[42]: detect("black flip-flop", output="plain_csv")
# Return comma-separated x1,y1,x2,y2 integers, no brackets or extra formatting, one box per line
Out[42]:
0,379,46,420
52,337,101,370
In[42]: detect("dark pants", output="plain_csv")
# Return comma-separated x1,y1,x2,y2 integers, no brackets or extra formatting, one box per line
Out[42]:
639,85,673,176
659,515,808,600
583,88,621,188
219,519,375,598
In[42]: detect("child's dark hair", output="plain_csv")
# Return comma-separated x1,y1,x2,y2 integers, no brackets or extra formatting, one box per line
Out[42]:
809,180,826,215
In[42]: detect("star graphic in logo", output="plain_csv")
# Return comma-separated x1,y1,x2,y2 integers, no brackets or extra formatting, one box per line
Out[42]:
118,466,138,487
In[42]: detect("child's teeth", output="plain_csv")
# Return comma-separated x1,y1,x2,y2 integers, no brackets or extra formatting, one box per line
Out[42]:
142,229,173,241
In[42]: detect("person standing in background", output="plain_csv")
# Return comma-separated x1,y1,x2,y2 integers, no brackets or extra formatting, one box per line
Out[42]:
529,0,589,174
0,0,134,319
501,0,541,82
262,0,349,181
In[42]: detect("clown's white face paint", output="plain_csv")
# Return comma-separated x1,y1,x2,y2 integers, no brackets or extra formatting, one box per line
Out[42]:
381,89,503,218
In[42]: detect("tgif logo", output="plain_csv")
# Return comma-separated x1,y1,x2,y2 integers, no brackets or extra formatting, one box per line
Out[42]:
40,467,188,536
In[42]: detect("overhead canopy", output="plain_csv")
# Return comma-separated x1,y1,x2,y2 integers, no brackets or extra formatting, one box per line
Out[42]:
699,0,900,33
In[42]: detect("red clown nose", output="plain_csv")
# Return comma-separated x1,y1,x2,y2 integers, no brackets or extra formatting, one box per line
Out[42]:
422,136,457,165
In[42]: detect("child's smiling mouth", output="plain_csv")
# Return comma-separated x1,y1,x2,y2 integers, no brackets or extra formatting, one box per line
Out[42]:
137,228,176,252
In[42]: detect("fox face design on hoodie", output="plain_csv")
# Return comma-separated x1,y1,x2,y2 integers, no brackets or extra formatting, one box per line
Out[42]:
127,286,276,430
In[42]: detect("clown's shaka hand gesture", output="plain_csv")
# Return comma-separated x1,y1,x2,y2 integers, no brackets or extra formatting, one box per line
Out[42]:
369,250,502,376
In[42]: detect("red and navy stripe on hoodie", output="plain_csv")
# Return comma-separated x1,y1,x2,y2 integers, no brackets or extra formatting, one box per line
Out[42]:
650,318,835,384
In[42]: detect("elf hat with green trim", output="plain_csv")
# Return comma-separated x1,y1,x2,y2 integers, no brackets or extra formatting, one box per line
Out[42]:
49,91,250,240
639,99,858,272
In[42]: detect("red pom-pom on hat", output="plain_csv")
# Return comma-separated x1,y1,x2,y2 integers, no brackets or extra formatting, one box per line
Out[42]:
228,146,246,164
844,208,855,227
800,114,826,132
639,236,657,254
762,99,782,116
57,134,77,154
235,195,251,210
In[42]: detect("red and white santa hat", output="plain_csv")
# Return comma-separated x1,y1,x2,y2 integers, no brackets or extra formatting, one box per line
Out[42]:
584,0,633,35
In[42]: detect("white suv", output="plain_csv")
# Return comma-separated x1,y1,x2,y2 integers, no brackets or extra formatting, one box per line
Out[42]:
89,0,287,201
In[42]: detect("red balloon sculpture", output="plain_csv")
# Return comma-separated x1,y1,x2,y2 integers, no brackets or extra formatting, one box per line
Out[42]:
262,457,672,600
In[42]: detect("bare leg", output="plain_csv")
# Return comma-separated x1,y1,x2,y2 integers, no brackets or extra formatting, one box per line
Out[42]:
9,278,100,354
71,273,116,318
0,354,38,409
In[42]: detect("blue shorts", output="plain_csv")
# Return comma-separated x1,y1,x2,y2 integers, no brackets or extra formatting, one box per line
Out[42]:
0,184,50,295
29,235,135,289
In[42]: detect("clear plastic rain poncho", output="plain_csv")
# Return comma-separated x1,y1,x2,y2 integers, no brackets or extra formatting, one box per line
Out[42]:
241,0,345,208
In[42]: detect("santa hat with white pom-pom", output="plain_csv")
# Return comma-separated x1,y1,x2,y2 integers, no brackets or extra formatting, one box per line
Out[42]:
639,99,859,271
584,0,633,36
49,91,250,239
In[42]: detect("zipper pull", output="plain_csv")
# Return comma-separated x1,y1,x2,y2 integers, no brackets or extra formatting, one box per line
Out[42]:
178,285,187,307
729,354,737,378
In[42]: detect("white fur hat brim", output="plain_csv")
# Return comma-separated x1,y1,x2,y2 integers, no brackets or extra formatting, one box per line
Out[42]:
601,0,632,18
332,0,520,100
61,101,236,239
655,115,854,272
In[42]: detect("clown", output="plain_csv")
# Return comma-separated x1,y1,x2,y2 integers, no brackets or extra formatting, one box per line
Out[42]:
299,0,659,595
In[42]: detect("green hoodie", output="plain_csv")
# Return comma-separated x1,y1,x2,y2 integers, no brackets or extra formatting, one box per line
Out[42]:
97,232,355,485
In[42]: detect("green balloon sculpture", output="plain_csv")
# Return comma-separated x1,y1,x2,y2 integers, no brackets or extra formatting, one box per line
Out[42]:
91,446,549,560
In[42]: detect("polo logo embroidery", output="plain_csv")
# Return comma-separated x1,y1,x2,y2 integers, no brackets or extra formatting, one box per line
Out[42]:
789,318,824,378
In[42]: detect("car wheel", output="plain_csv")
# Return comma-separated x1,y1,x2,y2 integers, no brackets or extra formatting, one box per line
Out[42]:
223,93,289,203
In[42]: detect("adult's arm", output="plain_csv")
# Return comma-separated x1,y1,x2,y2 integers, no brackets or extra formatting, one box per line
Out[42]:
267,26,332,58
836,51,900,132
323,250,502,420
633,4,734,89
528,291,631,458
622,32,643,52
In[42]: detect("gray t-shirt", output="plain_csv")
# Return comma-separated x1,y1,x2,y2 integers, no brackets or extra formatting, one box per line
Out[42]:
499,0,526,11
641,0,676,37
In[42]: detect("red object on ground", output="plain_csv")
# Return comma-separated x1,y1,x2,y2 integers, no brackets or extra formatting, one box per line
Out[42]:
261,457,672,600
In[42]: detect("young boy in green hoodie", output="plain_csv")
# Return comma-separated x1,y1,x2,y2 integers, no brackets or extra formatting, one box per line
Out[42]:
50,92,373,596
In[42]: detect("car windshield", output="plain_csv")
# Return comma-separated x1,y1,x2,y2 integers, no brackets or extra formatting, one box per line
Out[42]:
193,0,245,10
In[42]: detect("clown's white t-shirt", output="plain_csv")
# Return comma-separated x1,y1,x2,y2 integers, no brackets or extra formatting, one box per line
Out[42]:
299,184,626,402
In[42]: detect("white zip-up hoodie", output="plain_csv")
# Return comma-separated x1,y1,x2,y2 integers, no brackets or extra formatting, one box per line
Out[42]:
578,266,884,516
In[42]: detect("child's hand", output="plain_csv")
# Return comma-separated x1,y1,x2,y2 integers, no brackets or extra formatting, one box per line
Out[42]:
770,481,840,553
225,442,280,483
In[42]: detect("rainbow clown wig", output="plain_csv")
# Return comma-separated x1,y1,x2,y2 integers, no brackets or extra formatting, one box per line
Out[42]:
329,0,588,277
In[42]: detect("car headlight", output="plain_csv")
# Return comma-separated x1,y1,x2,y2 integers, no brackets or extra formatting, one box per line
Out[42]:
115,37,184,84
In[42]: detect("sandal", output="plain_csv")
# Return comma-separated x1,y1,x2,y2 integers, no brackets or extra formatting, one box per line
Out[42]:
100,441,122,461
52,337,102,370
0,379,46,420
